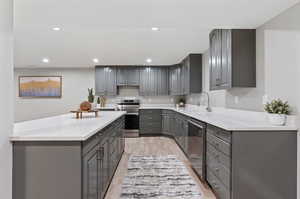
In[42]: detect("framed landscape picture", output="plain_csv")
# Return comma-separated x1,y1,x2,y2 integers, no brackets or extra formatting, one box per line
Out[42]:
19,76,62,98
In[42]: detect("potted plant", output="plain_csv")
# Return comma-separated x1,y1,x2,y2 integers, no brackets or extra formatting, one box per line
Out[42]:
88,88,95,108
264,99,290,126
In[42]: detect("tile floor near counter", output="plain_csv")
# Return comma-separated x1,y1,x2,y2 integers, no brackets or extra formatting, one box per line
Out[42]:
105,137,216,199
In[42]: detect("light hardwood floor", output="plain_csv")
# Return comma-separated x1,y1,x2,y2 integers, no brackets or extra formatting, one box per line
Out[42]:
105,136,216,199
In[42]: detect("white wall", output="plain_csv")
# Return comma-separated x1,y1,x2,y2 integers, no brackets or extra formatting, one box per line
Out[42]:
0,0,13,198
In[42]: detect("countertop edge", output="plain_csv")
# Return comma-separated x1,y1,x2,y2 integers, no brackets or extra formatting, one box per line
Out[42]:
139,107,298,132
10,112,126,142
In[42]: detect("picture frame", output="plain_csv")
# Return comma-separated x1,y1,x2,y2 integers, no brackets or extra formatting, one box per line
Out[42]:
19,76,62,98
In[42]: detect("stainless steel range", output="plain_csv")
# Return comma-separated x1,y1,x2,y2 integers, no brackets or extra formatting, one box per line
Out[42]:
117,99,140,137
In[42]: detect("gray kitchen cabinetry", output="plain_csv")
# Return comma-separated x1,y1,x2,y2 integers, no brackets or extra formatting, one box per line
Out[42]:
117,66,140,86
95,66,117,96
13,116,125,199
169,64,181,96
210,29,256,90
162,110,175,136
206,124,297,199
139,109,162,135
156,67,169,95
181,54,203,95
139,67,169,96
169,54,202,96
139,67,156,96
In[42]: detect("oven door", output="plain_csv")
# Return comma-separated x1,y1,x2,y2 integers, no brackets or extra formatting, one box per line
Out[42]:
188,120,206,179
124,113,139,137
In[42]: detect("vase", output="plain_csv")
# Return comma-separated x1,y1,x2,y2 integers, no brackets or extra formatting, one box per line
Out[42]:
267,113,287,126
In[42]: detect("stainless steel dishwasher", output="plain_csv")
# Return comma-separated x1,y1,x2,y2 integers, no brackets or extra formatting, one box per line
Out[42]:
188,119,207,180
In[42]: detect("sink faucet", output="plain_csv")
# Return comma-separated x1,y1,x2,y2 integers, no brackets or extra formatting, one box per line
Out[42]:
200,92,212,112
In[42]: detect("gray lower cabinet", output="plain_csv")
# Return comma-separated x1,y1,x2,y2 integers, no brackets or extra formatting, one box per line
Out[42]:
139,109,162,135
95,66,117,96
206,124,297,199
13,116,125,199
209,29,256,90
117,66,140,86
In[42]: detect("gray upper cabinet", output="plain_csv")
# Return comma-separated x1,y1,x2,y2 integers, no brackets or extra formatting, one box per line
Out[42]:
95,66,117,96
169,54,202,96
169,64,181,96
139,66,168,96
117,66,140,86
139,67,155,96
156,67,169,96
210,29,256,90
182,54,202,94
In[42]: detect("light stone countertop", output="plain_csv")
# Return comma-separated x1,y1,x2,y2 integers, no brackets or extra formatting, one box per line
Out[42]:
11,111,126,141
139,105,298,132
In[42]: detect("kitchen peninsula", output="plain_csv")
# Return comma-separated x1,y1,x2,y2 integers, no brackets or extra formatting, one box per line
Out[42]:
11,111,126,199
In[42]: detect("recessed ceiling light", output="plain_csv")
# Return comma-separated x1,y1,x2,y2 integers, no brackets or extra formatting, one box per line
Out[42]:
151,27,159,31
52,27,61,31
93,58,99,63
42,58,49,63
146,58,152,63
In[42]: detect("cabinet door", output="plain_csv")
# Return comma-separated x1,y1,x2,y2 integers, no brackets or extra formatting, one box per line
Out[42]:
95,67,106,95
116,67,127,85
220,29,232,88
139,67,148,96
127,67,140,85
183,58,190,95
210,29,222,90
100,137,110,195
83,144,101,199
169,67,176,95
156,67,169,95
105,67,117,96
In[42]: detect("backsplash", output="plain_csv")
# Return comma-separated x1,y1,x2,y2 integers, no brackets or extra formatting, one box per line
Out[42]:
103,87,178,105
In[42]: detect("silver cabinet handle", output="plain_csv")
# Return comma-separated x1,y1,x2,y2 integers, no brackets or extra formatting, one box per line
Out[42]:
188,120,204,129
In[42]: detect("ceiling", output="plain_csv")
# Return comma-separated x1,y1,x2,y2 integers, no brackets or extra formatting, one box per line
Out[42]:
14,0,299,68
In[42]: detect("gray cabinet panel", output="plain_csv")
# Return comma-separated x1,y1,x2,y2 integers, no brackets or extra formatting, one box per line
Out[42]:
95,67,106,96
105,67,117,96
95,66,117,96
210,29,256,90
139,109,162,135
83,145,100,199
117,66,139,86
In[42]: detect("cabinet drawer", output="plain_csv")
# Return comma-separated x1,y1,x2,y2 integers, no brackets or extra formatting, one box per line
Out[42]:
140,127,161,134
207,143,230,169
207,133,231,156
207,125,231,143
140,109,161,115
207,152,230,189
207,170,230,199
140,115,161,122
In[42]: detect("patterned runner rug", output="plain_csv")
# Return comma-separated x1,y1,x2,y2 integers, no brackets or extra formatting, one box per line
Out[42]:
120,155,202,199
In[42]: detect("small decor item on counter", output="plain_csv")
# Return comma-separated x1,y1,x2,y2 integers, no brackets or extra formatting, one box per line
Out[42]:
264,99,290,126
100,96,106,107
70,109,99,119
80,101,92,111
87,88,95,103
96,97,101,109
88,88,96,108
178,97,186,108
